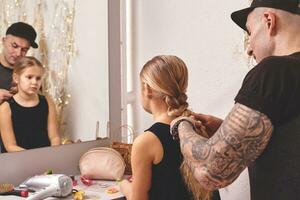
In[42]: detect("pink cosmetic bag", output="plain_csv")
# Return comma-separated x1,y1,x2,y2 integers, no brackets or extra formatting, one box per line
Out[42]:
79,147,126,180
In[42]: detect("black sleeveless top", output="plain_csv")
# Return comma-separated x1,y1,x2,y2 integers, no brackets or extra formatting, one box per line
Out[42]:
0,95,50,153
147,122,191,200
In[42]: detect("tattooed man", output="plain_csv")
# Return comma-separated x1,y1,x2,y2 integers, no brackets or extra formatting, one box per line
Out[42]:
171,0,300,199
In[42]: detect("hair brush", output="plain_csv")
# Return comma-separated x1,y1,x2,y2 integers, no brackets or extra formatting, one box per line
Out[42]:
0,183,28,197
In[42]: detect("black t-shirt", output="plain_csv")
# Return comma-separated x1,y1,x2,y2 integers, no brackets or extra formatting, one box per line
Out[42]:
235,52,300,200
235,52,300,127
0,63,13,90
0,63,13,153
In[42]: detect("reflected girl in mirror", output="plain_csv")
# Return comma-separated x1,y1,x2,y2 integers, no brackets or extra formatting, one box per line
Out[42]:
120,55,211,200
0,56,60,153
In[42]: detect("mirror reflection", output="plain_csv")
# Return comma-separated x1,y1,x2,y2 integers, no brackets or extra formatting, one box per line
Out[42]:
0,0,109,153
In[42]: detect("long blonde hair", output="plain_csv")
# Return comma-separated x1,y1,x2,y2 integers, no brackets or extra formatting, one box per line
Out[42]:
140,55,211,200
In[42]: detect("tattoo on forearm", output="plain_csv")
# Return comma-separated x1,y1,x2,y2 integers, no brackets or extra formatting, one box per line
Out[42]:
178,103,273,190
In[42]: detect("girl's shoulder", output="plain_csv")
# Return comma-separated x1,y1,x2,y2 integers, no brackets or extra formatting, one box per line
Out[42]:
133,131,161,147
132,131,163,163
0,101,11,113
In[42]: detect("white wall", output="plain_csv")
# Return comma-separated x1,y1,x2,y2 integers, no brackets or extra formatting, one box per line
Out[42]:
65,0,109,141
129,0,251,199
130,0,250,132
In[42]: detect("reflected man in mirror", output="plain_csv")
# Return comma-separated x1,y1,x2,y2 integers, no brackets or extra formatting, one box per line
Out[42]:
0,22,38,104
171,0,300,199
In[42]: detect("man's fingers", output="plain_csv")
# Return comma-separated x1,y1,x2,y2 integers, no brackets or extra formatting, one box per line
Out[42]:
4,93,13,98
194,120,204,128
191,112,209,122
2,93,13,100
0,89,13,97
0,90,13,103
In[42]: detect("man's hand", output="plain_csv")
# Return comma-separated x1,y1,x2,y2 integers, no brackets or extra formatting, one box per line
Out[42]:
0,89,13,104
190,113,223,137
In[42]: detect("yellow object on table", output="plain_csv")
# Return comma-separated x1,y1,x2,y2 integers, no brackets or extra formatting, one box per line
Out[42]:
74,190,85,200
106,187,119,194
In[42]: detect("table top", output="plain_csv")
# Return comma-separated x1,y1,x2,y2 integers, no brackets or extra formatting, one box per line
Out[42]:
72,177,125,200
0,176,125,200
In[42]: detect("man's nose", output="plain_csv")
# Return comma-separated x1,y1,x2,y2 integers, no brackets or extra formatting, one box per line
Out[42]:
15,48,22,57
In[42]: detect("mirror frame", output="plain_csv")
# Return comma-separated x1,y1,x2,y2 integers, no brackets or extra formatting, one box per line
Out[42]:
0,0,122,185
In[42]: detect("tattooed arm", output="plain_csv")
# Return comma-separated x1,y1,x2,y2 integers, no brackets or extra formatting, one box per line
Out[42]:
177,103,273,190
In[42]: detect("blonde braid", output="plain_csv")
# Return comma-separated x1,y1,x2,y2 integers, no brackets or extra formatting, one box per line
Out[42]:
165,93,189,117
167,96,211,200
180,161,211,200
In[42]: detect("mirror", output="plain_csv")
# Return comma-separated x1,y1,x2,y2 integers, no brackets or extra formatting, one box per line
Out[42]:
0,0,111,153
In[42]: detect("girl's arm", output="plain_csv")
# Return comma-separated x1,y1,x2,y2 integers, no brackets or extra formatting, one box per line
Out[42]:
120,132,161,200
0,102,25,152
45,96,61,146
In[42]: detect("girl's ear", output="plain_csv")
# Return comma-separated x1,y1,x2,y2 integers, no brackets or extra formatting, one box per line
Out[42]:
12,73,19,84
143,83,153,98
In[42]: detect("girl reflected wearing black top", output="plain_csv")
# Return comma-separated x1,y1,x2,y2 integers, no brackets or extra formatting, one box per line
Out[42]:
0,56,60,152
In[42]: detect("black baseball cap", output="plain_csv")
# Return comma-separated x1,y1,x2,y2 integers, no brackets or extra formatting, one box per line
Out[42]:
6,22,38,48
231,0,300,31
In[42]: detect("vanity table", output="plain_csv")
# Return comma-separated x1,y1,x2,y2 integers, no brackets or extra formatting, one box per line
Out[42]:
72,177,125,200
0,139,126,200
0,178,125,200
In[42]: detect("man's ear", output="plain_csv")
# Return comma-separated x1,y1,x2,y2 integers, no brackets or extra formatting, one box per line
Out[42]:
264,11,277,36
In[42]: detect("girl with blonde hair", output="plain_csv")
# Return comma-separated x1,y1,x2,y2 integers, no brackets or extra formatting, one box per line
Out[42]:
0,56,60,152
120,55,211,200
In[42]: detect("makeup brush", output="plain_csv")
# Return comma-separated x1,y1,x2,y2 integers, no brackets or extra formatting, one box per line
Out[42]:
0,183,28,197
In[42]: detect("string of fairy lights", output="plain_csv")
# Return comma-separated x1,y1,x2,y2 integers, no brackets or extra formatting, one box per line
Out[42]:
0,0,76,139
